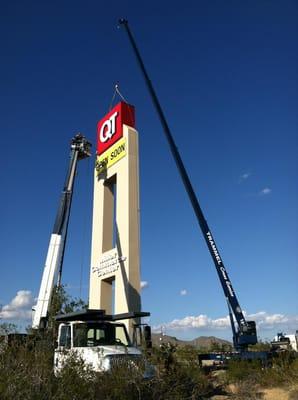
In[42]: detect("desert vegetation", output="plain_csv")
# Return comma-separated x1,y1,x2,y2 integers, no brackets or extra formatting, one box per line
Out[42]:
0,289,297,399
1,326,297,399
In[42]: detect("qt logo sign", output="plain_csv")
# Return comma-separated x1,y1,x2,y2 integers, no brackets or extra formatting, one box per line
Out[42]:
97,102,135,155
99,111,118,143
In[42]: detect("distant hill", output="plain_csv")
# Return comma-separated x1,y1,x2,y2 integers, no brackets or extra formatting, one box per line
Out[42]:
152,333,232,349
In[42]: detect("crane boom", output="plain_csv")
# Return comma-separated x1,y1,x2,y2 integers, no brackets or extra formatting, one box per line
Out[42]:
32,134,91,329
119,19,257,350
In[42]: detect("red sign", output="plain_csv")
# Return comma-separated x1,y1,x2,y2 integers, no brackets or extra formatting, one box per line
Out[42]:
97,102,135,155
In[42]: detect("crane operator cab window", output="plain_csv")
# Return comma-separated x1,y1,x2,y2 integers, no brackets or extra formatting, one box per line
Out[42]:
72,322,131,347
58,324,71,349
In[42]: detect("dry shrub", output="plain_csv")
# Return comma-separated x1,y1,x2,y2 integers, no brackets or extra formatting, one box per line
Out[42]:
232,381,262,400
0,336,54,400
226,352,298,392
0,337,213,400
226,359,261,384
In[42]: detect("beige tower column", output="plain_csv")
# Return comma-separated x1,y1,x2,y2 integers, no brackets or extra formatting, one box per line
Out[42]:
89,124,141,336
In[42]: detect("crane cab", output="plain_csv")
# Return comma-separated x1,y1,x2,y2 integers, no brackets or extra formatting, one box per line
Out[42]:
237,321,257,347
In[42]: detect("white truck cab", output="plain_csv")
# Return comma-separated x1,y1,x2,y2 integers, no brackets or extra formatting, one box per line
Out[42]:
54,309,152,376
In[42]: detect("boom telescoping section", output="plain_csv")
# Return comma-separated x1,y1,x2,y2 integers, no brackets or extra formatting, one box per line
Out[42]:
32,134,91,329
119,19,257,350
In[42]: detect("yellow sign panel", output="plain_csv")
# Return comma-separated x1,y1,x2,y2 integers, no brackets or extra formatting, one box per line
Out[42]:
95,137,126,175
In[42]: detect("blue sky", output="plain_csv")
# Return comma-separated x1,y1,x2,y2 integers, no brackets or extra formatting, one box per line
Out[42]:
0,0,297,342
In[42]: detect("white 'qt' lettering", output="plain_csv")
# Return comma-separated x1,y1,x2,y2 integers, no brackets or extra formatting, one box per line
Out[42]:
100,112,118,143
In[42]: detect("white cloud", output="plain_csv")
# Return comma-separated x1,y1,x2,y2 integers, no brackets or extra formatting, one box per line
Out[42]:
141,281,149,289
260,187,272,195
0,290,34,321
153,311,298,333
247,311,298,330
180,289,187,296
153,314,229,332
239,172,251,183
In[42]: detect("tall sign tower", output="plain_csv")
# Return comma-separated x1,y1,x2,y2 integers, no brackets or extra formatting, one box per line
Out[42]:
89,102,141,335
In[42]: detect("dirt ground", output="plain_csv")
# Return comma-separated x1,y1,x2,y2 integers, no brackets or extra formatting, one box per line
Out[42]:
211,386,296,400
261,388,291,400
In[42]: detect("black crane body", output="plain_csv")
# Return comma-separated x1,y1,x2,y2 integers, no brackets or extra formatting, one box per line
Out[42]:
119,19,257,350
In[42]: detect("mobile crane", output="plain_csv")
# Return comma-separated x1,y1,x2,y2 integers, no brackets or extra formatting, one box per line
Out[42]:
32,133,91,329
119,19,257,351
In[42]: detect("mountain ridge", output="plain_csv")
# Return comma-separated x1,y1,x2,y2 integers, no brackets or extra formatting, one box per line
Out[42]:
152,333,232,349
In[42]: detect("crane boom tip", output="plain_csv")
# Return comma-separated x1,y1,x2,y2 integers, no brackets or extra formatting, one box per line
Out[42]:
118,18,128,26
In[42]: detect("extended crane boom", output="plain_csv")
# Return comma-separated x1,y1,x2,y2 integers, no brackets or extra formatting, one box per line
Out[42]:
32,134,91,329
119,19,257,350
